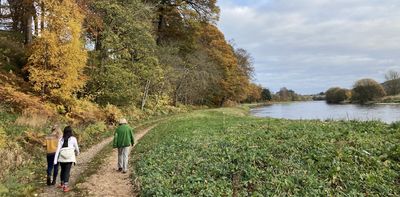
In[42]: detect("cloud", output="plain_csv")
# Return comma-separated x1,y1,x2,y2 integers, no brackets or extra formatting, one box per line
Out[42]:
217,0,400,94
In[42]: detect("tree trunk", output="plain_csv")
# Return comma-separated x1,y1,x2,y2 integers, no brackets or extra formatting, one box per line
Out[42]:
24,13,32,44
141,80,151,110
156,13,164,45
33,13,38,35
40,2,45,31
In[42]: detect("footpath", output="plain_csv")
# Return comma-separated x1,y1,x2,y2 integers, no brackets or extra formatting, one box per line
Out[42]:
39,125,156,197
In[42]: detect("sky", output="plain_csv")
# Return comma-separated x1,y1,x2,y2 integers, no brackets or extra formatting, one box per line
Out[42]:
217,0,400,94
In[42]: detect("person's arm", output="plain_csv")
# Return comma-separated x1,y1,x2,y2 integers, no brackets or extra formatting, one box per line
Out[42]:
53,139,63,165
113,130,118,148
130,128,134,146
73,137,80,156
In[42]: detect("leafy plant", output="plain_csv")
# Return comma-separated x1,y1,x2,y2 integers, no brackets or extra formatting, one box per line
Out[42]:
133,108,400,196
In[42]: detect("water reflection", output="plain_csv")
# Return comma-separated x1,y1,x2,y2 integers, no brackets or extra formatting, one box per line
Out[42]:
250,101,400,123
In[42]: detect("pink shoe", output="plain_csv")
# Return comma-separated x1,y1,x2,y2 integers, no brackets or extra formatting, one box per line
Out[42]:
63,186,70,192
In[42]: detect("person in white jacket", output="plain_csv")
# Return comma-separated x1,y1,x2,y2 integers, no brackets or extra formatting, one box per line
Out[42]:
54,126,79,192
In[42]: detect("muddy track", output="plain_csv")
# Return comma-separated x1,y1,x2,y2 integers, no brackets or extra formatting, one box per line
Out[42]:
39,125,157,197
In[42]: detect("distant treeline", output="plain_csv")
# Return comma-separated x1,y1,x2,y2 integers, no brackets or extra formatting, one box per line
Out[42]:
323,70,400,104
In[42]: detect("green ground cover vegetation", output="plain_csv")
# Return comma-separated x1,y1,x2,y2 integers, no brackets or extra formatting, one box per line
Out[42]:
133,107,400,196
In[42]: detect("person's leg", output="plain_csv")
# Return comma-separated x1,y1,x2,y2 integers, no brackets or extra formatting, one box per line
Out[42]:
63,163,73,192
122,147,130,172
117,148,123,170
60,163,66,186
46,154,54,185
52,163,59,185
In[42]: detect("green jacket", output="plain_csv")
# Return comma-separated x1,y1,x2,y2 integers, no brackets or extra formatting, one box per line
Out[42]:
113,124,134,148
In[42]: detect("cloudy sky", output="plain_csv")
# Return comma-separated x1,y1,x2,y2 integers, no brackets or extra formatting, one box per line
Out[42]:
217,0,400,94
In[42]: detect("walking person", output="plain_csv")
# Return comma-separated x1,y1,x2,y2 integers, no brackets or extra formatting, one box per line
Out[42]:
113,118,134,173
45,125,62,185
54,126,80,192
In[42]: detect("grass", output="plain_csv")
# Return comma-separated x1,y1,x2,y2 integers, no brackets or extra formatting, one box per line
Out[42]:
132,107,400,196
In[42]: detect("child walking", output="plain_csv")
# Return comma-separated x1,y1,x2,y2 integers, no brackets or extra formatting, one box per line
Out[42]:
45,125,62,185
54,126,79,192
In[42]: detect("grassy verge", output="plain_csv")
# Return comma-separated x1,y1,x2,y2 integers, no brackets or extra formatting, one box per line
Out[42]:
132,107,400,196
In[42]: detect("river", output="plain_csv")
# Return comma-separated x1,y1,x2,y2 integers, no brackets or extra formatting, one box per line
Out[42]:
250,101,400,123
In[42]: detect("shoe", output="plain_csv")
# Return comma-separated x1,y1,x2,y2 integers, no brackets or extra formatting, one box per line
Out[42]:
46,176,51,186
117,168,122,172
51,177,56,185
122,171,127,174
63,186,70,192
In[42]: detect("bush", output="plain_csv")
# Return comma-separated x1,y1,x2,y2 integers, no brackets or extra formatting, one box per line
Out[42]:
103,104,124,125
352,79,386,104
325,87,350,104
84,64,140,107
66,99,105,125
0,85,54,116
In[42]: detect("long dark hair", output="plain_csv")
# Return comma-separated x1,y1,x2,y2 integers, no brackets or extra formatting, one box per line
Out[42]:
63,126,73,141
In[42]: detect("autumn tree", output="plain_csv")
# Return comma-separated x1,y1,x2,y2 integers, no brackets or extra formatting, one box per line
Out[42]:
383,70,400,95
352,79,386,104
199,24,251,105
25,0,87,104
149,0,219,45
245,83,262,103
325,87,350,104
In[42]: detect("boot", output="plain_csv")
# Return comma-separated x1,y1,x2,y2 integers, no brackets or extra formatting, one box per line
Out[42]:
46,176,51,186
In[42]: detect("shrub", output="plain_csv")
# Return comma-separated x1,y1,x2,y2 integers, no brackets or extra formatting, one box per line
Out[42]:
325,87,350,104
103,104,124,125
66,99,105,125
0,85,54,116
352,79,386,104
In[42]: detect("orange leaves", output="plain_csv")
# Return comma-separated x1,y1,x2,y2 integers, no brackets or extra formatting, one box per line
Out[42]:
199,24,252,104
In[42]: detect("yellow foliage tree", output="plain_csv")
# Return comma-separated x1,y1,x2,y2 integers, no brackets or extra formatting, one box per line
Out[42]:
25,0,87,104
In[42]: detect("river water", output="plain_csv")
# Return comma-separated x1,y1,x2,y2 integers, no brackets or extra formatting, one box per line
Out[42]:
250,101,400,123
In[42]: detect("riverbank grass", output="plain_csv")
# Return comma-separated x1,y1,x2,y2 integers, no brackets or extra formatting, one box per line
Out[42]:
133,107,399,196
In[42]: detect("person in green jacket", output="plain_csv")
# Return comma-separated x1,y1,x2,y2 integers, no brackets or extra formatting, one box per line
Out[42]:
113,118,134,173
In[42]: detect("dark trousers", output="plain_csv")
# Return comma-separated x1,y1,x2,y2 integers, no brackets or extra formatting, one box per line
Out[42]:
46,153,59,178
60,162,73,185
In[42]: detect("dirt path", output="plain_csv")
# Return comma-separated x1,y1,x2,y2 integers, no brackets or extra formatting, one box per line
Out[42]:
39,136,114,197
75,125,157,197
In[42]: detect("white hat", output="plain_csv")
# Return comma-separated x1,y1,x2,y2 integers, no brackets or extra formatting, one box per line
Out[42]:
119,118,128,124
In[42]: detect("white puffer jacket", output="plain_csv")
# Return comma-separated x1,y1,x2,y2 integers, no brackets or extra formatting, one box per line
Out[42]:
54,137,80,164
